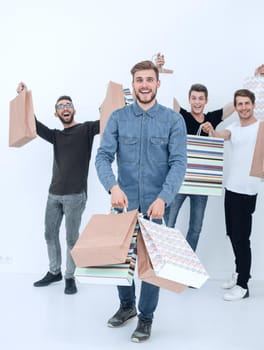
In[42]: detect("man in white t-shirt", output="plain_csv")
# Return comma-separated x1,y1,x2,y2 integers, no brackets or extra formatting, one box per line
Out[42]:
202,89,261,301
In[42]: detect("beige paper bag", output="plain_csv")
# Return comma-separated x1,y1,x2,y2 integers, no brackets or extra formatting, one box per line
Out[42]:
99,81,125,136
74,227,137,286
71,209,138,267
250,122,264,178
9,89,36,147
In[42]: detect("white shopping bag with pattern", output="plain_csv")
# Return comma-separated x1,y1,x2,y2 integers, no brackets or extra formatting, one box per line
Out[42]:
138,216,209,288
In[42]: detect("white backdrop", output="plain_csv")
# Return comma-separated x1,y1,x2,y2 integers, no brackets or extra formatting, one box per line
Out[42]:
1,0,264,280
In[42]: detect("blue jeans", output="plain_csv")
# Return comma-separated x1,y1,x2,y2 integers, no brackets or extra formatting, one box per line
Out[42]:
118,281,160,321
167,194,208,251
117,212,168,322
44,192,86,279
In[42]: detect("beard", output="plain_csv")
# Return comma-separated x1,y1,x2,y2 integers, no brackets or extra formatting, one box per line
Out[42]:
134,89,157,105
58,113,74,125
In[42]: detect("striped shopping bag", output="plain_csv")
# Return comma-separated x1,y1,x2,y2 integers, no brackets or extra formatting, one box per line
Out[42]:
179,134,224,196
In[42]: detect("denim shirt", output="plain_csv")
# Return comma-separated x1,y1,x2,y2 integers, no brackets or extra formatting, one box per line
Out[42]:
96,101,187,214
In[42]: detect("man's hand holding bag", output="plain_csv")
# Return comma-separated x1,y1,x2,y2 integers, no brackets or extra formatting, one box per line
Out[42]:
9,87,36,147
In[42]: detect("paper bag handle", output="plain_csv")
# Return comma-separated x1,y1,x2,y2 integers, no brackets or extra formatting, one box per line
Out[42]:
196,124,203,136
148,215,166,226
110,207,127,214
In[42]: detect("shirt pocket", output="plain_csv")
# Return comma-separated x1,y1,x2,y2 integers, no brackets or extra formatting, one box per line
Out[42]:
118,136,139,163
149,137,169,163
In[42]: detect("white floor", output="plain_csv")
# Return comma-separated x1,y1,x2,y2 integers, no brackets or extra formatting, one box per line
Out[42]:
1,274,263,350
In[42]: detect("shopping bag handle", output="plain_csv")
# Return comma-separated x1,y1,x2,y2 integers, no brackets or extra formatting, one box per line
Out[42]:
150,216,166,226
110,207,127,214
196,124,203,136
139,213,166,226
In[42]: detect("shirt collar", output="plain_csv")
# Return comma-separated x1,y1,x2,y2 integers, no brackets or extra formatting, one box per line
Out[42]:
132,101,159,118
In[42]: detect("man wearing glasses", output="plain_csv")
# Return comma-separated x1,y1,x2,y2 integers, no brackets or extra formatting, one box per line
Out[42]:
17,83,100,294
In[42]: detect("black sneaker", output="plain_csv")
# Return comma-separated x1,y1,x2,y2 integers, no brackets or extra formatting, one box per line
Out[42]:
33,272,62,287
131,319,152,343
107,305,137,327
64,278,77,295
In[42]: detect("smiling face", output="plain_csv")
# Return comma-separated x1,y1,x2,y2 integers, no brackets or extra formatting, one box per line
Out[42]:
189,91,207,117
234,96,255,124
132,69,160,110
55,99,76,127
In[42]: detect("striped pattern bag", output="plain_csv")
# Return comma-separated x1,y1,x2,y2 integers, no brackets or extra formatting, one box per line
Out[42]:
123,87,134,105
179,134,224,196
74,224,138,286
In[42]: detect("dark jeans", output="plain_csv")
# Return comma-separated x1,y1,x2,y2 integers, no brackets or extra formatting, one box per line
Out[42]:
224,189,257,289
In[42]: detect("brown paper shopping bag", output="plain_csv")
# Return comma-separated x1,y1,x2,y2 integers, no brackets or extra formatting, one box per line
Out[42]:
74,224,138,286
250,122,264,178
99,81,125,136
71,209,138,267
9,89,36,147
137,230,186,293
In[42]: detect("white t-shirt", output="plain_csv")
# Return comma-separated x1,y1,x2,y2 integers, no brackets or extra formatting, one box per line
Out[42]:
225,120,261,195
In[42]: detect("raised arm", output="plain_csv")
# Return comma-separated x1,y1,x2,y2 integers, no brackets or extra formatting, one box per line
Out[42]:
16,83,55,143
173,97,181,113
201,121,231,140
16,82,28,94
155,54,180,112
155,52,165,72
154,52,173,74
254,64,264,77
222,101,235,120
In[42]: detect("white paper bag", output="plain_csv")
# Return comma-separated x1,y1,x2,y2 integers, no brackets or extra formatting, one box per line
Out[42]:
138,217,209,288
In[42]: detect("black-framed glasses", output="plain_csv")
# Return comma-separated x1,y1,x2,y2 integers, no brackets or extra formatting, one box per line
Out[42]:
56,102,74,110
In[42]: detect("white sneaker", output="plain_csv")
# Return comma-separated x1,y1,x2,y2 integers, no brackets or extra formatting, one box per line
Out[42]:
221,273,238,289
223,285,249,301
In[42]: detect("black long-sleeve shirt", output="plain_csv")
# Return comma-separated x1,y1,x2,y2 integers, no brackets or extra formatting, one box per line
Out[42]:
36,118,99,195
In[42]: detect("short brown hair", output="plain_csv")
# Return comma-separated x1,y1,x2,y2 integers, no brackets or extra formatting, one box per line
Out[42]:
130,60,159,81
188,84,208,99
234,89,255,106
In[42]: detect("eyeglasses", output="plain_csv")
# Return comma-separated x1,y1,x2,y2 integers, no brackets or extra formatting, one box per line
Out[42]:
56,102,74,110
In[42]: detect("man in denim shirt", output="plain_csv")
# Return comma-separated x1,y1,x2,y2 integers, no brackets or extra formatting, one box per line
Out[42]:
96,60,187,342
